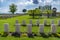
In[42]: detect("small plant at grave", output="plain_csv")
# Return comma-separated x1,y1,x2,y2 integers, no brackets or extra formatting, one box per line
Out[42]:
21,33,27,37
11,32,20,37
40,33,49,38
34,33,38,36
21,24,26,26
48,33,52,37
27,33,34,38
51,33,58,37
1,32,8,37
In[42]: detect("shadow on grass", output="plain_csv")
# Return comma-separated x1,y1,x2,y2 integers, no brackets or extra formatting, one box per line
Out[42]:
28,17,43,19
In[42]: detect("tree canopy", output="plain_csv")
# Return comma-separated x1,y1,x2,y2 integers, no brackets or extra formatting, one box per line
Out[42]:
9,4,17,14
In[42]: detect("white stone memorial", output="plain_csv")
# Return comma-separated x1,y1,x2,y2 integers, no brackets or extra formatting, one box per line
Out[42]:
16,20,19,24
30,19,32,24
51,20,54,24
36,20,40,26
4,23,9,32
27,24,32,34
22,20,26,25
39,24,44,33
51,24,56,33
15,23,20,33
44,19,47,25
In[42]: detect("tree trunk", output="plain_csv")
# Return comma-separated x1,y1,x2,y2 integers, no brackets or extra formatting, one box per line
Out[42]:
47,13,49,18
32,13,34,19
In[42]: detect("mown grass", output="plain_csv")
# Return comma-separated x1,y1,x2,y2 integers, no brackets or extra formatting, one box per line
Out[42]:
0,15,60,40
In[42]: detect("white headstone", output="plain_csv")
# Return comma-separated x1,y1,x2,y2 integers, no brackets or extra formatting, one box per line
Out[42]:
39,24,44,33
58,20,60,26
51,20,54,24
30,19,32,24
15,23,20,33
16,20,19,24
4,23,9,32
22,20,26,25
44,20,47,25
51,24,56,33
27,24,32,34
36,20,40,26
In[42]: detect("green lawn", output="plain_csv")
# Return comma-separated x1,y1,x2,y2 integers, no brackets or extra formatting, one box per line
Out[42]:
0,15,60,40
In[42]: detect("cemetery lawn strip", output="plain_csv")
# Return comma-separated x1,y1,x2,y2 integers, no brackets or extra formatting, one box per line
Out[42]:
0,15,60,40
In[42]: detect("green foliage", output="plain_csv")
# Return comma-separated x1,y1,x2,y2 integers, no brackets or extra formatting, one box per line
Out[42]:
43,9,53,14
28,8,41,14
9,4,17,14
34,8,41,14
27,10,33,14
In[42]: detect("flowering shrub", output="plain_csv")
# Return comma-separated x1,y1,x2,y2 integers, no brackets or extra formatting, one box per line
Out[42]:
21,33,27,37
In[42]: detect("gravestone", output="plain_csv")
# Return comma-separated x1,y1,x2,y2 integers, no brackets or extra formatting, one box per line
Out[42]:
22,20,26,26
2,23,9,37
4,23,9,33
15,23,20,33
29,19,33,26
27,24,32,34
36,20,40,26
44,19,47,26
51,20,54,24
27,24,33,37
12,23,20,37
30,19,32,24
58,20,60,26
39,24,44,33
51,24,56,33
15,20,19,24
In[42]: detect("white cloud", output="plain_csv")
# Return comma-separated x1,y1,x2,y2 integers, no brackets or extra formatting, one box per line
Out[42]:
0,8,1,9
0,8,9,13
38,0,42,2
45,0,53,3
52,1,60,5
44,0,53,5
0,0,60,13
15,1,33,6
0,0,4,2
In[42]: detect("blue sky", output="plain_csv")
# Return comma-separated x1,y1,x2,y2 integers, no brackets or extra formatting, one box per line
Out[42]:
0,0,60,13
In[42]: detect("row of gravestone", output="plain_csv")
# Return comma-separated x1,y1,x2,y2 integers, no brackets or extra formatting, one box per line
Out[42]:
0,14,21,19
1,19,60,37
3,23,57,37
15,19,60,26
